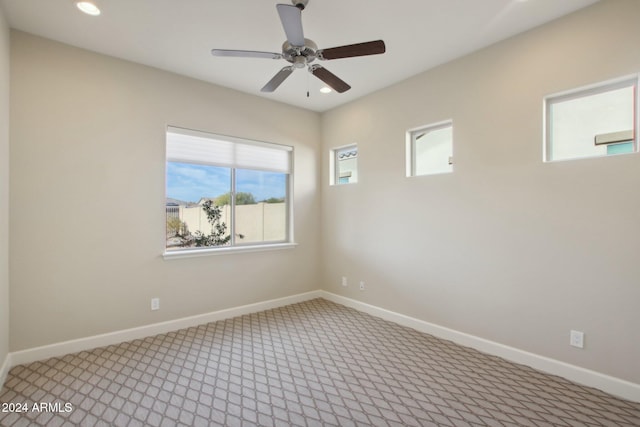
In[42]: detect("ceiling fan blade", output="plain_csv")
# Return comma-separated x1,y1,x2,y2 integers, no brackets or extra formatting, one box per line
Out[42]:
211,49,282,60
318,40,386,60
261,67,294,92
310,65,351,93
276,4,305,47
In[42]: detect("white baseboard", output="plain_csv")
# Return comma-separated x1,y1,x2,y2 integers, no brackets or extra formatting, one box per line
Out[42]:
10,290,322,367
319,291,640,403
0,352,10,388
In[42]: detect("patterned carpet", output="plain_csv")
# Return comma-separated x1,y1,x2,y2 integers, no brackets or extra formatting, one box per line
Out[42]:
0,298,639,426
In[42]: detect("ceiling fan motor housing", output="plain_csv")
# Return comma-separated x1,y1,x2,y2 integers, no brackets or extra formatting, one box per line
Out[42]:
282,39,318,66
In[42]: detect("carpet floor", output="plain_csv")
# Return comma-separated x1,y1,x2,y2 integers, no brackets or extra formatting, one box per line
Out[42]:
0,298,639,426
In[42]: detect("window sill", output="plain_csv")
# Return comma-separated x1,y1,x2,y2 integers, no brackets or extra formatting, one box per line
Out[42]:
163,242,298,260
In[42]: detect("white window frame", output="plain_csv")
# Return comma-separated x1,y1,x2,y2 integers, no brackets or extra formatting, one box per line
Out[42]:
543,75,639,162
330,144,358,185
164,126,296,259
406,120,454,177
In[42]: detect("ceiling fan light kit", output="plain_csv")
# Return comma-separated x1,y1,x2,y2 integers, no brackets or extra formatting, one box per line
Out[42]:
211,0,385,94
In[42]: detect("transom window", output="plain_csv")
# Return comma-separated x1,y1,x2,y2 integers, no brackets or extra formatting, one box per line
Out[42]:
165,127,293,255
406,121,453,176
331,145,358,185
544,76,638,162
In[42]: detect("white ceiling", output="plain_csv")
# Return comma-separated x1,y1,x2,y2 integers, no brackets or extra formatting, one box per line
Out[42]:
1,0,598,112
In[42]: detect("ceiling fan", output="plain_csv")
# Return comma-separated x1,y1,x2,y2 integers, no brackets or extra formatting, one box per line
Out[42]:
211,0,386,94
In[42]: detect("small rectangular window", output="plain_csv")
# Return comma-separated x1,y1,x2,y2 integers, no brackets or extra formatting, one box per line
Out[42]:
331,145,358,185
407,121,453,176
544,76,638,162
165,127,293,254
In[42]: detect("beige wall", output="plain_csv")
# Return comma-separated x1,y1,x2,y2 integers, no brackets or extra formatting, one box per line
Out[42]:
321,0,640,384
9,31,321,351
0,6,10,368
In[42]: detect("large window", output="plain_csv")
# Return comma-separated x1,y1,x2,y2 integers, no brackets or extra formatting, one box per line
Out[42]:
545,76,638,162
165,127,293,254
406,121,453,176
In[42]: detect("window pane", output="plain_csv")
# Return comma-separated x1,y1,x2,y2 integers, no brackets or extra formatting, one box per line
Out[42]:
547,81,636,161
607,141,633,155
335,146,358,184
235,169,288,244
413,124,453,176
165,162,231,250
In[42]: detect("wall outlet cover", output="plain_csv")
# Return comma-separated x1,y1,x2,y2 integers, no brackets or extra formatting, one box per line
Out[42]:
570,330,584,348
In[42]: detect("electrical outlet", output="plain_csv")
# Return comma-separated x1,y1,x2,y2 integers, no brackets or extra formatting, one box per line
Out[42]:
341,276,348,287
359,281,365,291
151,298,160,311
570,330,584,348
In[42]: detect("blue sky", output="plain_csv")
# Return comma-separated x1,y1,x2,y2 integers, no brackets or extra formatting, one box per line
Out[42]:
166,162,286,203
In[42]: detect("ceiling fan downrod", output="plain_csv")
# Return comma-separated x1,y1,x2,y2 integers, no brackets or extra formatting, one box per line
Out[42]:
292,0,308,10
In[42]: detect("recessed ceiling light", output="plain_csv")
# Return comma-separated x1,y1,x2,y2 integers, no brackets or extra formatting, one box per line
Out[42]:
75,1,101,16
320,87,332,94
